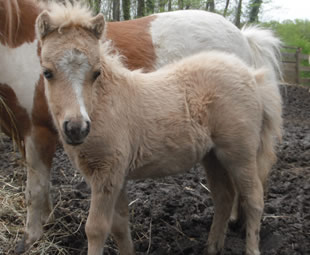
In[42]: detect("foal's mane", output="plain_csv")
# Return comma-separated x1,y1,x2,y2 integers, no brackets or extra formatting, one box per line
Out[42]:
42,1,96,34
99,41,133,76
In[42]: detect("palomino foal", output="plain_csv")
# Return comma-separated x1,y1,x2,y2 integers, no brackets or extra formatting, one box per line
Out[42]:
1,0,283,252
36,5,282,255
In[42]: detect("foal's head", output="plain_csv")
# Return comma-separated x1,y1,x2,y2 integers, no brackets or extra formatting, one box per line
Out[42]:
36,3,105,145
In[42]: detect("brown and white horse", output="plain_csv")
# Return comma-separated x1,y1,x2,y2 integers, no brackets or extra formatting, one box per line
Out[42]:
36,4,282,255
0,0,282,253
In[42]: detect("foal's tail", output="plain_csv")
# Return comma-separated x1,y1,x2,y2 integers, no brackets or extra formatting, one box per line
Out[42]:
255,71,283,189
242,26,283,85
243,25,283,189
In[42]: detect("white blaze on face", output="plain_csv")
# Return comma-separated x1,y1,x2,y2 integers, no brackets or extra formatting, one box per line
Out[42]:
57,49,91,123
0,41,41,115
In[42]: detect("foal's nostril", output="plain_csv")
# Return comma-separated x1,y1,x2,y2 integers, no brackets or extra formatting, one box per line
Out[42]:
63,121,70,135
63,120,80,139
63,120,90,145
86,121,90,133
81,121,90,137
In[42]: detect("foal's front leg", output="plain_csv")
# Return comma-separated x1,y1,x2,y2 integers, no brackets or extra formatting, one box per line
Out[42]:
86,171,124,255
111,187,135,255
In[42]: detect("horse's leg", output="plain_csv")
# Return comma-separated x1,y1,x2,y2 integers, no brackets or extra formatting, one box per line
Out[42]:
229,190,247,232
229,138,275,231
16,126,57,254
230,191,240,222
86,174,123,255
217,149,264,255
202,150,235,255
111,187,135,255
232,167,263,255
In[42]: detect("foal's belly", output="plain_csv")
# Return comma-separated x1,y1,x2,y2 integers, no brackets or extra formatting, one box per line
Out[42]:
128,155,197,179
128,133,211,180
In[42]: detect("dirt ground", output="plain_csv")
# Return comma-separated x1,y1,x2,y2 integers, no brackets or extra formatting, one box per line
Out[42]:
0,84,309,255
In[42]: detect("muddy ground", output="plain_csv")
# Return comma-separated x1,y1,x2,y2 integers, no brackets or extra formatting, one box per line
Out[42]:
0,84,309,255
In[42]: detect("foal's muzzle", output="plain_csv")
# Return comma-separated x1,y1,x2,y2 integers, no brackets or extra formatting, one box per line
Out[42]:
63,120,90,146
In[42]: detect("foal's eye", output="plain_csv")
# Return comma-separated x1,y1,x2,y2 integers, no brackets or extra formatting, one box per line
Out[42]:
93,71,101,81
43,69,53,80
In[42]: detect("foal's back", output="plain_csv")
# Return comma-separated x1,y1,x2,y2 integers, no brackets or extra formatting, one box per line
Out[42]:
125,51,263,179
138,51,262,123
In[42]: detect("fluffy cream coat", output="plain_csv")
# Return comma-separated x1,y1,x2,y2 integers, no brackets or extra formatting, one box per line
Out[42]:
36,3,282,255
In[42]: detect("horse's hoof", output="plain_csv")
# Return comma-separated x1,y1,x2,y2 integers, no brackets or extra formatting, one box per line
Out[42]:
229,218,246,233
203,246,223,255
203,250,223,255
15,235,28,254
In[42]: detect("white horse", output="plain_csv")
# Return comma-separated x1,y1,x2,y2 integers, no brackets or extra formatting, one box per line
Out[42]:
36,3,282,255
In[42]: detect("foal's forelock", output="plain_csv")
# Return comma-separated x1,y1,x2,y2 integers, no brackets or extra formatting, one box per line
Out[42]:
56,49,91,122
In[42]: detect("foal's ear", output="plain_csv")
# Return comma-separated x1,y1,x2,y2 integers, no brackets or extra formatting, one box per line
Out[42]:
36,11,54,40
89,13,105,39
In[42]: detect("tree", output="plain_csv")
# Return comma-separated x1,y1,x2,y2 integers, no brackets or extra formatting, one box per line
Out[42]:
112,0,120,21
94,0,101,14
168,0,172,11
185,0,191,9
122,0,131,20
137,0,145,17
159,0,166,12
206,0,215,12
178,0,184,10
235,0,243,28
248,0,263,23
85,0,98,14
88,0,101,14
223,0,230,17
146,0,155,14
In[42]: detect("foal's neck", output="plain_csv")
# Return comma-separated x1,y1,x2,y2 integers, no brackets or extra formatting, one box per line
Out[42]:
99,54,138,91
96,59,143,122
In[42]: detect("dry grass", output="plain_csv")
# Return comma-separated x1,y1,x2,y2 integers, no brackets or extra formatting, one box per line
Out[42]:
0,95,20,152
0,171,88,254
0,176,25,254
0,142,26,254
0,139,90,254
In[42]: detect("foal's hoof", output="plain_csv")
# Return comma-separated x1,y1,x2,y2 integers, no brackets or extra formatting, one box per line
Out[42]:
15,235,27,254
203,246,223,255
229,207,246,233
203,250,223,255
229,217,246,233
15,234,33,254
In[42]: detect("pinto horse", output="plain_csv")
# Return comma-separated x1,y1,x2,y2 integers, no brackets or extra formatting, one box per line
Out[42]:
36,4,282,255
0,0,282,253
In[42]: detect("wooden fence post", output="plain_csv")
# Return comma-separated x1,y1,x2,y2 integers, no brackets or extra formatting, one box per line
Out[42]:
296,47,301,84
282,46,310,85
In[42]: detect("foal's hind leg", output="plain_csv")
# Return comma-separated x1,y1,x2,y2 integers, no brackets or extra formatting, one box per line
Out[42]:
217,150,264,255
202,150,235,255
111,187,135,255
229,189,247,231
230,140,275,231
